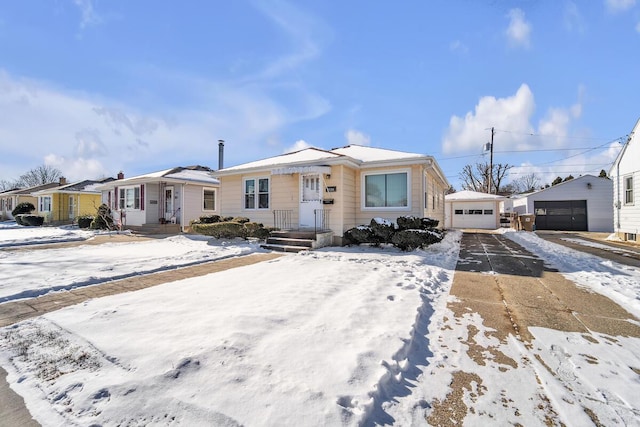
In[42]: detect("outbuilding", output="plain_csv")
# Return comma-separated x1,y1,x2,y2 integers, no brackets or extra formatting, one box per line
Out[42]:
445,190,505,229
511,174,613,232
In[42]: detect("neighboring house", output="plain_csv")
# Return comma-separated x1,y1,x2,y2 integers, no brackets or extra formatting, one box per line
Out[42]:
610,118,640,243
512,174,613,232
214,145,449,245
444,190,506,229
96,166,219,232
31,177,115,224
0,182,60,220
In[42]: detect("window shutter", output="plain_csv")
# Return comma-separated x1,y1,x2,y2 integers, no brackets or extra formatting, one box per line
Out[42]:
114,187,118,209
140,185,145,210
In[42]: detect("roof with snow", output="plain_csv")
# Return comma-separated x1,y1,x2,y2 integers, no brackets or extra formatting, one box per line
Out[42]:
216,145,435,175
1,182,59,196
97,166,219,189
218,148,343,172
445,190,506,201
32,178,116,195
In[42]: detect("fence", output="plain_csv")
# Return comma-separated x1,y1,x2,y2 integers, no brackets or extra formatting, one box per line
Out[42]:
314,209,331,233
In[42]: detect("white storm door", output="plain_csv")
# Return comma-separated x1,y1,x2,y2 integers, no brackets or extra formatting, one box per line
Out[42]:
69,196,75,219
165,186,174,219
299,174,322,228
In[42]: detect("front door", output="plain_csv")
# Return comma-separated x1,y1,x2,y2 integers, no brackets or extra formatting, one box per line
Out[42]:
69,196,75,220
299,174,322,228
164,186,174,220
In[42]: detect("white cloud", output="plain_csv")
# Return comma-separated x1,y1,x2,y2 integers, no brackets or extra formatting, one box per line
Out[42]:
345,129,371,146
0,69,323,182
605,0,636,13
505,8,532,49
449,40,469,54
564,2,587,33
73,0,100,29
283,139,313,153
442,84,535,154
442,84,586,157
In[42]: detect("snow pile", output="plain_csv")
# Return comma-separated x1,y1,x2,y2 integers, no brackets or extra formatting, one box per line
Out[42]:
0,222,95,247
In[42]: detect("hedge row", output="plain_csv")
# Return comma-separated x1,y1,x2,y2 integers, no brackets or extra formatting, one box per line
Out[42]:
191,215,272,239
344,216,443,251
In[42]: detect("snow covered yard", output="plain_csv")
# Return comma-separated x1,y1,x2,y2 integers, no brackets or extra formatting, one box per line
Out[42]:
1,224,639,426
0,226,460,426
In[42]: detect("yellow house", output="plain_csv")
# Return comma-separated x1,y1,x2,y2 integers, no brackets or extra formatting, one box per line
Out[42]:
31,177,115,224
214,145,449,245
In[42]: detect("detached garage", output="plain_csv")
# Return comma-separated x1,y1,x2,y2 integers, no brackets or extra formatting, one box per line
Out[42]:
512,175,613,232
445,190,505,229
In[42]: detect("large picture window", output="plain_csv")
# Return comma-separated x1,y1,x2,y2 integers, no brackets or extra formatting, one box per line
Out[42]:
625,176,634,205
203,188,216,211
364,171,409,208
39,196,52,212
244,178,269,210
119,186,140,209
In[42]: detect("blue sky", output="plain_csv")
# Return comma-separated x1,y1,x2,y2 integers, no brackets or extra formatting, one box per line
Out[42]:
0,0,638,190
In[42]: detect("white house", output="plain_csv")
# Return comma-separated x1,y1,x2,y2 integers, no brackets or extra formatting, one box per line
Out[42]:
214,145,449,244
445,190,506,229
512,174,613,232
96,166,219,232
609,118,640,243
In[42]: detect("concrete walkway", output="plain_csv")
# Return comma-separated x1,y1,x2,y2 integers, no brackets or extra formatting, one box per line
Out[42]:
0,251,283,427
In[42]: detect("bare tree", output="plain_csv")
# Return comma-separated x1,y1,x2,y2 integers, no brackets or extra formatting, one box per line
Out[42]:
511,173,540,194
0,180,21,191
459,161,512,193
19,165,63,187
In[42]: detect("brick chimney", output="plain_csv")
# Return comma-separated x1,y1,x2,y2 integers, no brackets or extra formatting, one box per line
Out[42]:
117,171,125,180
59,177,67,185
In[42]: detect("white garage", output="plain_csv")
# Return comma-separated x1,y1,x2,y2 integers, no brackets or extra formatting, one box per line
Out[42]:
445,190,505,230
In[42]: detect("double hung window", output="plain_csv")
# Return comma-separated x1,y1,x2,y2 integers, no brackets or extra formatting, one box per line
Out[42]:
244,178,269,209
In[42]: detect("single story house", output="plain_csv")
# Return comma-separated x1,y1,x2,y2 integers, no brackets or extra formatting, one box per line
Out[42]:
444,190,506,229
609,118,639,243
214,144,449,245
0,182,59,220
31,177,115,224
96,166,219,232
511,174,613,232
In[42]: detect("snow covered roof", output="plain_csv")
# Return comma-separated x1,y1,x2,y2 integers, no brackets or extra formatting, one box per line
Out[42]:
32,179,115,195
331,145,426,163
445,190,506,201
216,145,434,176
217,148,343,173
96,166,219,189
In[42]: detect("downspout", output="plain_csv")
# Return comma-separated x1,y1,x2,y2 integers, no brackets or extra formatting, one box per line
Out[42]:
181,183,185,232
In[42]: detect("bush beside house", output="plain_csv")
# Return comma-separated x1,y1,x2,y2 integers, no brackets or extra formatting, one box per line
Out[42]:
191,215,272,240
344,216,443,251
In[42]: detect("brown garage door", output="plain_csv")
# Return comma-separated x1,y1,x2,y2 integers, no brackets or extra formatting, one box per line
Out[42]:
534,200,588,231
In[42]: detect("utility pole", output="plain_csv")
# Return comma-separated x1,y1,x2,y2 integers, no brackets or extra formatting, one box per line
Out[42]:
488,127,495,194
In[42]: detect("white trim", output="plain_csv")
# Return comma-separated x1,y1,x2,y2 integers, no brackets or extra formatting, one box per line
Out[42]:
272,166,331,175
361,168,412,211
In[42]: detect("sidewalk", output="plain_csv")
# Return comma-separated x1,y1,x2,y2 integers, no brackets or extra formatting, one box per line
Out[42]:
0,251,283,427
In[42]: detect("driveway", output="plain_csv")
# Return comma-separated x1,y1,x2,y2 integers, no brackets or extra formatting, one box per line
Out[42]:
427,231,640,426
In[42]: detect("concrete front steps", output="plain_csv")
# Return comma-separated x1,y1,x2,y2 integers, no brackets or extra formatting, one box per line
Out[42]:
261,230,334,253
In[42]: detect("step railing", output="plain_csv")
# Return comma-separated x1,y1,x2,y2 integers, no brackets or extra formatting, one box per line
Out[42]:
273,209,293,230
314,209,330,234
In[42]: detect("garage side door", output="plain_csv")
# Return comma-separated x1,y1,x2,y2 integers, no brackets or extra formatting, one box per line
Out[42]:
534,200,587,231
